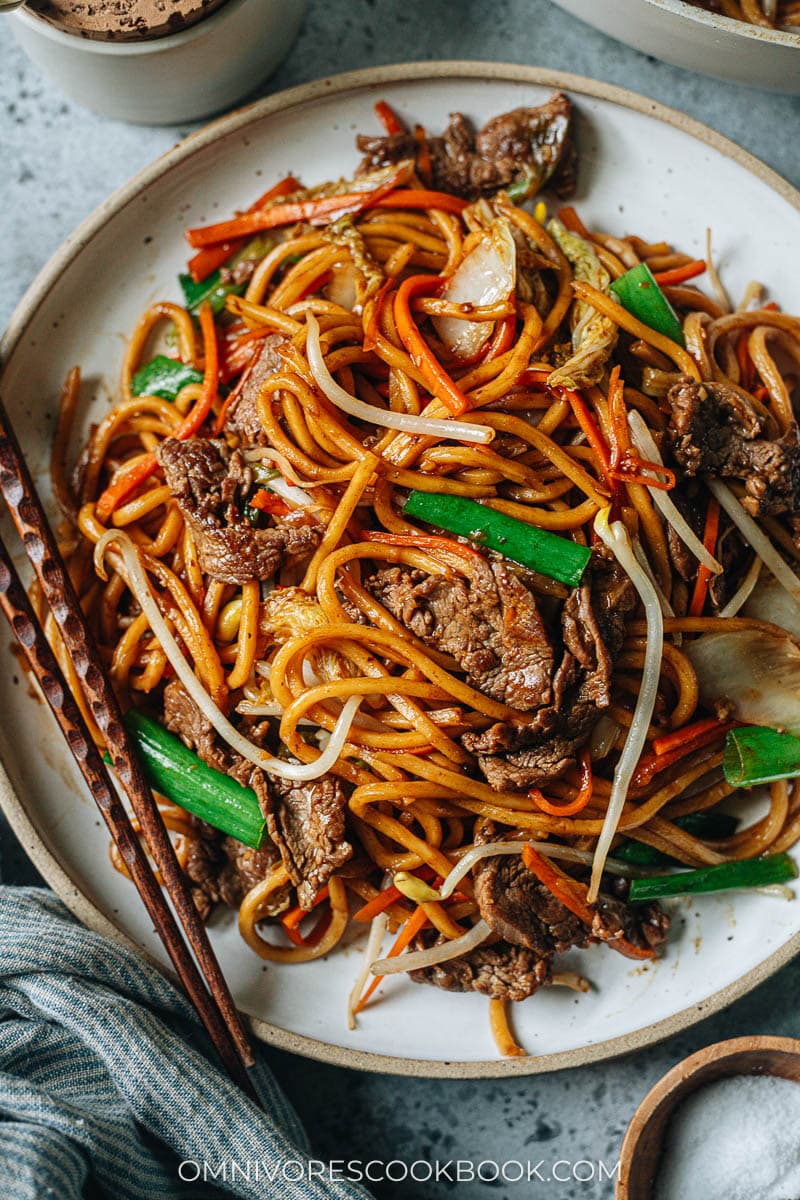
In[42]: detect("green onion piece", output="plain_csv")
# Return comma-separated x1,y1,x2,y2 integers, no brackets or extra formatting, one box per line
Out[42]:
610,263,686,348
614,811,740,867
131,354,204,402
402,490,591,587
505,175,536,203
724,726,800,788
179,270,244,316
628,853,797,903
123,707,267,849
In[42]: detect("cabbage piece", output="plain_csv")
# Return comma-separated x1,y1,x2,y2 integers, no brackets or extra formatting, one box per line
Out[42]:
743,573,800,641
685,628,800,734
433,218,516,359
546,217,618,390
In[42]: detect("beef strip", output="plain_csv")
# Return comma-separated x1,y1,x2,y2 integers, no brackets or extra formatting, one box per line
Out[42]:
473,848,588,955
184,824,283,913
164,680,352,909
156,436,320,584
223,333,288,446
413,826,668,1001
666,377,800,517
461,551,636,791
267,776,352,910
408,931,551,1001
366,556,555,710
665,479,751,613
357,93,576,201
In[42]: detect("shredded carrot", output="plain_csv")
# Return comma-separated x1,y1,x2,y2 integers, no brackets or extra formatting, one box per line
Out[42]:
372,189,467,216
186,176,301,282
249,489,291,517
653,260,707,286
366,531,483,560
688,497,720,617
632,720,736,789
557,206,590,239
375,99,404,136
563,389,615,489
279,886,331,946
393,275,471,415
96,301,219,521
186,169,406,248
485,312,517,361
186,181,465,248
353,885,403,923
521,845,655,960
355,905,429,1012
530,749,593,816
651,716,727,757
611,453,676,491
763,301,780,312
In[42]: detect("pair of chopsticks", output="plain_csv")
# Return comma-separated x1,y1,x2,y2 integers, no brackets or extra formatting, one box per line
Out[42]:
0,400,259,1101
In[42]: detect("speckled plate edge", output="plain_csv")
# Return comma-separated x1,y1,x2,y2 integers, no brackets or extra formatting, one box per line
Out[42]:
2,60,800,1079
649,0,800,49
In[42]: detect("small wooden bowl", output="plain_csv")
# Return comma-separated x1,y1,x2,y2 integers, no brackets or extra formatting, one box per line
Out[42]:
617,1035,800,1198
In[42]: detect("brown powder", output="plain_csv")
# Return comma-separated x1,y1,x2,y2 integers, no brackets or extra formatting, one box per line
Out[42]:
27,0,231,42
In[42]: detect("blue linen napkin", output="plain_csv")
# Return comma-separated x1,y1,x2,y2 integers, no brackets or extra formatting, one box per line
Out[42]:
0,886,372,1200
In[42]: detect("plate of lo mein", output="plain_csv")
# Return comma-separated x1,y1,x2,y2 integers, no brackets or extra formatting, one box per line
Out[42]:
3,63,800,1076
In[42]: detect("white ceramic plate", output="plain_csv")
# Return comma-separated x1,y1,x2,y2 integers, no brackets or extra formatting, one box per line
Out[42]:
2,63,800,1078
550,0,800,93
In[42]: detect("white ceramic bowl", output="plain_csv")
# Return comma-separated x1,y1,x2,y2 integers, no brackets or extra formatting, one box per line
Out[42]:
550,0,800,93
10,0,306,124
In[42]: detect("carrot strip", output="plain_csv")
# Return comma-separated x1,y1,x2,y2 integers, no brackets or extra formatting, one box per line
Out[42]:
353,885,403,923
632,721,736,789
96,302,219,520
185,182,464,248
393,275,471,415
366,530,483,560
688,497,720,617
355,905,429,1012
373,189,467,216
651,716,727,757
375,99,404,136
530,749,593,816
187,175,301,282
249,489,291,517
563,389,615,488
521,845,655,961
653,260,706,286
281,885,330,933
557,206,590,239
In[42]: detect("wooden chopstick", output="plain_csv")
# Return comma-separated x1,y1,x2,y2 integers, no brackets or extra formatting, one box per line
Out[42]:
0,402,258,1094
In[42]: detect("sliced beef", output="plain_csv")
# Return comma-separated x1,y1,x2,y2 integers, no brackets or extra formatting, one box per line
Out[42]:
594,876,670,954
184,824,282,913
366,556,555,711
357,93,576,200
163,679,271,810
666,377,800,517
408,931,551,1001
223,333,288,446
157,436,320,584
163,680,352,912
473,848,589,955
461,551,636,791
268,776,352,910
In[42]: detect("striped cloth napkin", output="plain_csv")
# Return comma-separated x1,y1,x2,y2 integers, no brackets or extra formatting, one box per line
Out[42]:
0,886,372,1200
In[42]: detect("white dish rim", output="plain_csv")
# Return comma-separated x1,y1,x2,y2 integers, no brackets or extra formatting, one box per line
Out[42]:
2,59,800,1079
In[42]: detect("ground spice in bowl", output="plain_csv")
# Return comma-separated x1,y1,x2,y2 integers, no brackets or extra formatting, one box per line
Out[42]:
26,0,230,41
656,1074,800,1200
